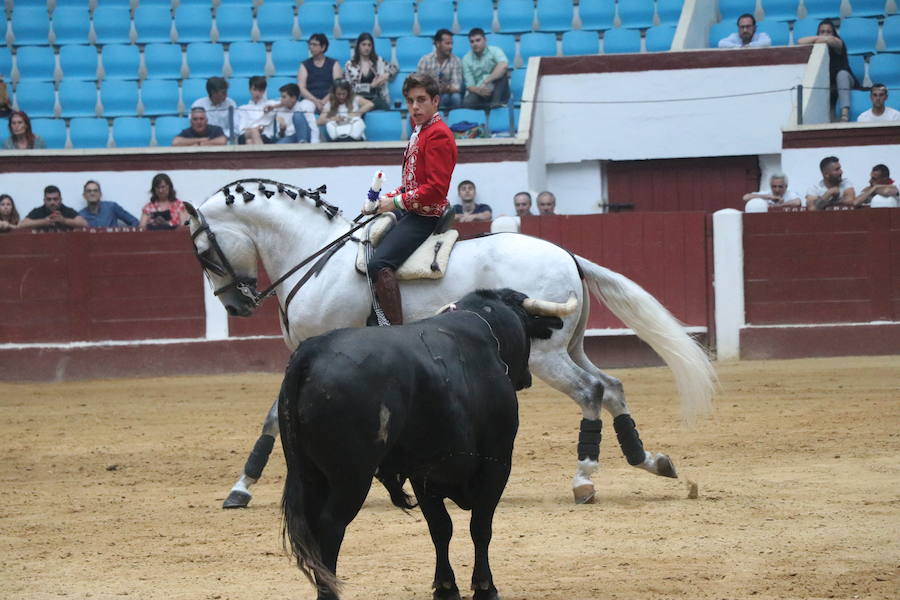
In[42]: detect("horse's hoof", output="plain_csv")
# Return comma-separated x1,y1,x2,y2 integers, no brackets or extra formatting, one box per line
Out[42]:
473,587,500,600
432,586,461,600
655,454,678,479
573,483,596,504
222,490,252,508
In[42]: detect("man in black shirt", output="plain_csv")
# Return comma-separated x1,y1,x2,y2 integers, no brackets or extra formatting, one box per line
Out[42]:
172,107,227,147
20,185,89,231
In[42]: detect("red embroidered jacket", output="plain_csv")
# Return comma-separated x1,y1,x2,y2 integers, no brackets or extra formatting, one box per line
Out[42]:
390,113,457,217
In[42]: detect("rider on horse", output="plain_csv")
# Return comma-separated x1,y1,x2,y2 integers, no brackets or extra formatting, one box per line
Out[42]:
366,73,458,325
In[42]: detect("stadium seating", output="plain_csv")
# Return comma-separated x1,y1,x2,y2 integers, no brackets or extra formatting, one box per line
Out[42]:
447,108,488,134
497,0,536,34
618,0,656,30
14,81,57,118
181,78,210,108
215,5,253,44
491,33,518,66
645,25,677,52
174,5,214,44
518,32,557,64
144,43,185,79
604,28,642,53
113,116,153,148
135,5,174,44
803,0,843,20
228,42,267,79
59,80,99,118
140,79,180,116
297,2,336,39
375,37,394,64
509,68,526,104
657,0,684,26
562,30,600,55
364,110,403,141
791,17,822,41
387,71,410,109
848,89,871,120
11,7,51,46
579,0,616,31
488,105,518,136
757,19,791,46
761,0,800,21
31,118,68,149
328,40,352,66
100,79,140,117
376,1,415,39
256,3,296,43
718,0,754,21
709,21,734,47
839,18,879,54
0,48,11,78
337,2,376,40
396,36,434,71
416,1,454,38
457,0,495,34
15,46,57,82
69,117,110,148
100,44,140,80
883,16,900,52
52,7,91,45
92,7,133,46
59,45,100,81
868,53,900,86
271,40,308,77
847,54,866,85
848,0,890,18
537,0,575,33
154,116,189,146
185,43,225,79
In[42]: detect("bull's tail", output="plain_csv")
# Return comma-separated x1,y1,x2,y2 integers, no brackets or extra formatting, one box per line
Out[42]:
279,359,341,597
575,256,717,424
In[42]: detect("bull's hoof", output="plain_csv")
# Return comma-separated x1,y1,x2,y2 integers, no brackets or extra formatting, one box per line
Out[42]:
473,586,500,600
573,483,596,504
655,454,678,479
222,490,252,508
432,585,461,600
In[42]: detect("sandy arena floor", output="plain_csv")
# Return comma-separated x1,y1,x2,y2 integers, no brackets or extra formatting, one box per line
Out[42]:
1,356,898,600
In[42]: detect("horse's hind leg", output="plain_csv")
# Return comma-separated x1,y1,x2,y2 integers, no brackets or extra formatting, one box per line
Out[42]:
223,398,280,509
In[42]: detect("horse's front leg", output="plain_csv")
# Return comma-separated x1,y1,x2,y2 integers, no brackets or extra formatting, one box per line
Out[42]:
223,398,279,508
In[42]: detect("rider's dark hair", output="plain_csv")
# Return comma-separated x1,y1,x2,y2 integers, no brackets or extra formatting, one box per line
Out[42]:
150,173,177,203
873,164,890,179
458,180,475,191
351,32,380,66
402,73,440,100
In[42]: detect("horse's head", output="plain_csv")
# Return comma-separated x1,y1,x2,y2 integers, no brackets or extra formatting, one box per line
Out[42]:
185,198,260,317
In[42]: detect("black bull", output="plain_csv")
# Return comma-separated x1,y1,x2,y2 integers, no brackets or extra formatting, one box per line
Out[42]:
279,289,564,600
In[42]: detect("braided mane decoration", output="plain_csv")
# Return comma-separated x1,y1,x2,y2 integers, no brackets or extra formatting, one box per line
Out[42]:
214,178,339,220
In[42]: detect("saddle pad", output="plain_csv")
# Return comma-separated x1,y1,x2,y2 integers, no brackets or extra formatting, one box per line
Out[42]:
356,229,459,280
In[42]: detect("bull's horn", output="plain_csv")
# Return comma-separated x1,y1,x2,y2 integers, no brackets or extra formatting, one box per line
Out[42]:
522,295,578,317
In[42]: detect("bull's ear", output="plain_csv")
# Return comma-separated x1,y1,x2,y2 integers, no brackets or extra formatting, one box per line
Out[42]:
183,201,198,219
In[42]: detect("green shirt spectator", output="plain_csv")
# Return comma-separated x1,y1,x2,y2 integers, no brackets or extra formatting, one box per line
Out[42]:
462,28,510,109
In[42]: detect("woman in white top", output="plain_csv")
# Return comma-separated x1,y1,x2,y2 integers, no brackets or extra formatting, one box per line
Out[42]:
316,80,374,141
344,32,398,111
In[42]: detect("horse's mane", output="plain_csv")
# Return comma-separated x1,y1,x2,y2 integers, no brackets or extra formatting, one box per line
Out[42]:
206,178,341,221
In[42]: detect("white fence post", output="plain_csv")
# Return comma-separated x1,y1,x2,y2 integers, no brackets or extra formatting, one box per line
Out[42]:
712,208,745,360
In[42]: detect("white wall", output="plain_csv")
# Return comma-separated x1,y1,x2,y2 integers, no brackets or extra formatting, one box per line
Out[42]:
780,140,900,198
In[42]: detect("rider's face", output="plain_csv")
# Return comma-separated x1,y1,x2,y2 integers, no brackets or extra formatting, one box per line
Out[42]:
405,86,440,126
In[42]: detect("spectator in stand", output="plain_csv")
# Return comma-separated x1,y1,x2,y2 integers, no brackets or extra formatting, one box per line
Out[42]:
236,76,278,145
0,193,19,231
298,33,343,144
19,185,89,231
345,32,397,111
513,191,533,216
742,174,802,208
140,173,188,230
191,77,237,140
417,29,464,111
264,83,312,144
462,28,510,109
172,107,227,147
852,164,899,207
317,80,373,141
4,111,46,150
798,19,854,122
537,191,557,215
805,156,856,210
857,84,900,123
453,180,492,222
77,180,139,228
717,14,771,48
0,75,12,118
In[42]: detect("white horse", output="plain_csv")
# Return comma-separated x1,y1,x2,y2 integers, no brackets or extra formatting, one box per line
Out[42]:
185,179,715,507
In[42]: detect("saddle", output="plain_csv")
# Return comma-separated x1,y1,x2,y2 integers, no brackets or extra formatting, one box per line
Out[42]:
355,208,458,280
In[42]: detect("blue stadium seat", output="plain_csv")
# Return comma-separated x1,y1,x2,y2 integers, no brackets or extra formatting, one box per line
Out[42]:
31,118,68,149
883,16,900,52
113,116,152,147
228,42,267,78
803,0,842,19
719,0,755,21
791,17,822,42
374,37,394,64
603,28,642,53
328,40,352,66
140,79,180,116
185,43,225,79
839,17,879,54
94,0,132,7
59,45,99,81
579,0,616,31
181,78,209,107
92,7,133,46
497,0,535,34
618,0,655,30
11,8,52,46
14,81,57,118
297,2,336,39
337,2,376,40
709,21,734,47
457,0,494,34
757,19,791,46
0,48,11,78
377,1,415,39
364,110,402,141
645,25,677,52
69,117,110,148
447,108,487,131
52,7,91,45
256,3,296,43
847,54,865,84
657,0,684,26
215,5,253,43
562,30,600,55
848,89,870,120
518,32,557,64
868,53,900,87
100,79,139,117
509,68,526,104
59,80,99,117
144,44,184,79
227,79,251,105
174,5,214,44
264,77,292,97
387,71,410,109
395,36,434,71
135,5,174,44
271,40,309,76
0,118,7,147
15,46,57,82
760,0,800,21
536,0,574,33
848,0,889,17
416,1,454,38
100,44,140,79
490,33,518,66
154,115,189,145
488,105,518,136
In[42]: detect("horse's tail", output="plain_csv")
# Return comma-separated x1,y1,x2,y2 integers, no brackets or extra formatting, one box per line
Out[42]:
278,356,341,597
575,256,717,424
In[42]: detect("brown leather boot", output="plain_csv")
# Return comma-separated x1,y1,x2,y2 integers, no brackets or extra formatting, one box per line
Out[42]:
374,267,403,325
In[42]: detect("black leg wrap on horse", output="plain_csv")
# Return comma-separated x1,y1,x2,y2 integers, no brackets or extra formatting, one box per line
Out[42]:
243,434,276,479
613,414,646,466
577,418,602,461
